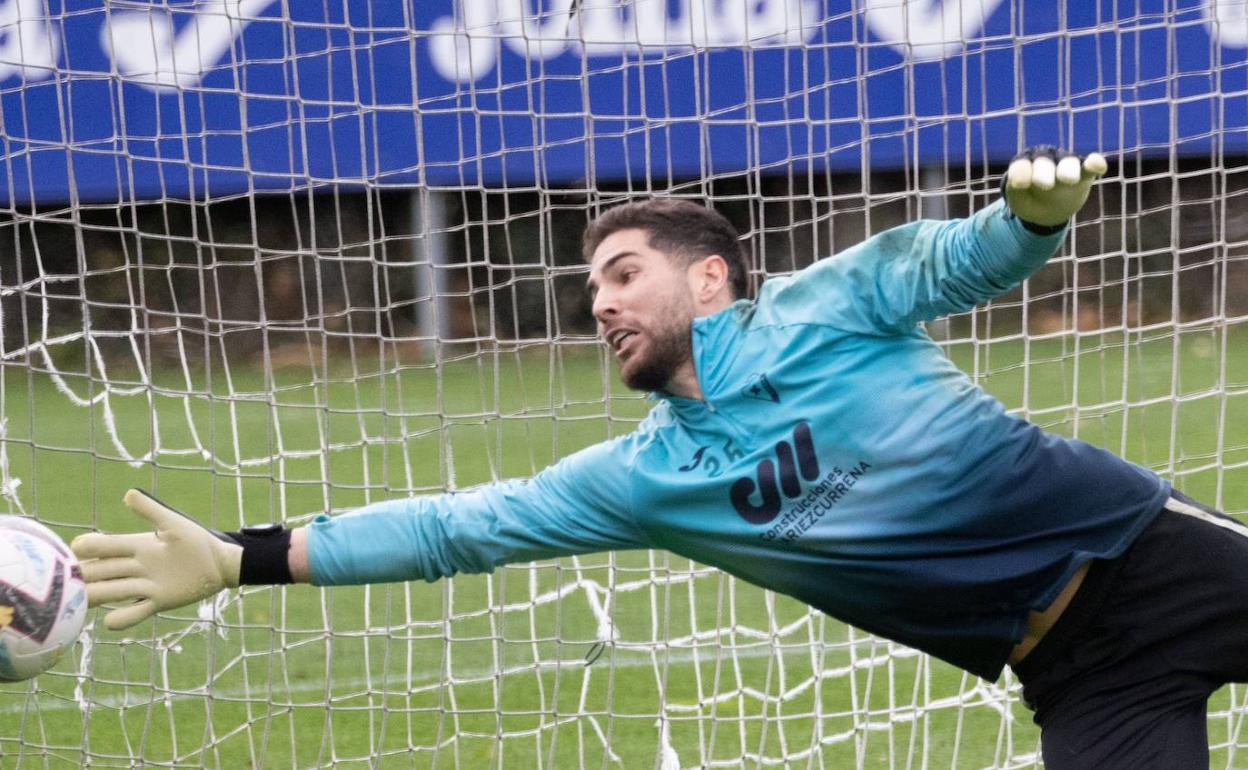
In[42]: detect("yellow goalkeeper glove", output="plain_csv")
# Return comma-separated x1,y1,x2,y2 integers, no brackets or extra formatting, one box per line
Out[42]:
1004,146,1108,229
70,489,243,631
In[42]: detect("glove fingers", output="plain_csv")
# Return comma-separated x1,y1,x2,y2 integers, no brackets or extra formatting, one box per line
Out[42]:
1082,152,1108,179
124,488,183,532
1006,158,1033,190
71,531,147,560
86,577,152,608
1031,156,1057,190
80,556,144,583
104,599,157,631
1055,156,1082,185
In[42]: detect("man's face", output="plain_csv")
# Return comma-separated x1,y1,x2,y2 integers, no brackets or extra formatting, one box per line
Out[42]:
587,228,696,392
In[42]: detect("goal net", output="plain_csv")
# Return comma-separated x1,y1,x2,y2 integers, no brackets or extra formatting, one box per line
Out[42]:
2,1,1246,767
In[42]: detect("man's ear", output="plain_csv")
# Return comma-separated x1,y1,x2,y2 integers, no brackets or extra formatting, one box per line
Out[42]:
691,254,730,304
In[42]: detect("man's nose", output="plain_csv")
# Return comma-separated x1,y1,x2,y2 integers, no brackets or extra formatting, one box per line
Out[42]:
592,289,618,323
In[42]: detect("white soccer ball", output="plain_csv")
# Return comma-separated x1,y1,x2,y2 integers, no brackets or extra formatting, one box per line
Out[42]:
0,516,88,681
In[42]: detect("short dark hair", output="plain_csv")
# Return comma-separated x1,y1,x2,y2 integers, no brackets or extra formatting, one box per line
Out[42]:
582,199,749,299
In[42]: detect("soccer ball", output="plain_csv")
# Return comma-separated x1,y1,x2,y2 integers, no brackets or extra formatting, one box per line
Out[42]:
0,516,88,681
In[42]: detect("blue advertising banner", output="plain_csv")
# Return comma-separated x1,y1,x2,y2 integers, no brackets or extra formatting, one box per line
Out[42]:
0,0,1244,204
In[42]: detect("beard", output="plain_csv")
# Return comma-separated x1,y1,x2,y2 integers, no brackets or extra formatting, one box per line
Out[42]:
619,291,694,392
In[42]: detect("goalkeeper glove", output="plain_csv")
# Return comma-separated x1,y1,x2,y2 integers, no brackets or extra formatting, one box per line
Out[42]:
1003,146,1108,230
70,489,292,631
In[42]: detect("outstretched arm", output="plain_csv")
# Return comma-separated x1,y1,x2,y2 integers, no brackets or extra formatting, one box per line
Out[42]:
301,440,648,586
72,438,647,629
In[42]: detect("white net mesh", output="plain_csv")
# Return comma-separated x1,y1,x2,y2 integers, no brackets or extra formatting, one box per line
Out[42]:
1,1,1247,767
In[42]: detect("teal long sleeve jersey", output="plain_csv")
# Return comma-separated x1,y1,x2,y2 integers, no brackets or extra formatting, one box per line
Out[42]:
306,199,1169,681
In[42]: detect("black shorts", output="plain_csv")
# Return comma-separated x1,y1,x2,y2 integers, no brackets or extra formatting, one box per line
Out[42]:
1012,492,1248,769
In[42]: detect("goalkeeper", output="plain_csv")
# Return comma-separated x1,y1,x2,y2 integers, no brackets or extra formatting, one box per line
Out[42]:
71,147,1248,769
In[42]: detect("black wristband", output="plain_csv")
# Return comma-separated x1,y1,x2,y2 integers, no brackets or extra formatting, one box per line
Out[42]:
1018,218,1067,236
222,525,295,585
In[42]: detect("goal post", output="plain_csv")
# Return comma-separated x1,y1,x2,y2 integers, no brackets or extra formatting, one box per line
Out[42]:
1,1,1246,767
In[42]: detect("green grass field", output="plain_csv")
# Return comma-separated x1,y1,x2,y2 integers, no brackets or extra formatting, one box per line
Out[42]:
1,324,1246,768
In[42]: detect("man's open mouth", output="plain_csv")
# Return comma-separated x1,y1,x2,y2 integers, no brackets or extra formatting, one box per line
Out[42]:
608,329,637,353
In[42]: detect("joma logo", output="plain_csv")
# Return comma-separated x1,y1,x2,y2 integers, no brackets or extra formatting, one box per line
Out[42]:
730,422,819,524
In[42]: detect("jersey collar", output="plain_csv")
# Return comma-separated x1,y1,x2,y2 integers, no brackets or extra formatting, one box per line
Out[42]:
651,299,753,411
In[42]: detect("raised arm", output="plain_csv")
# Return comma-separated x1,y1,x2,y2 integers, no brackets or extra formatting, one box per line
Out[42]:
769,149,1106,335
71,438,649,630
